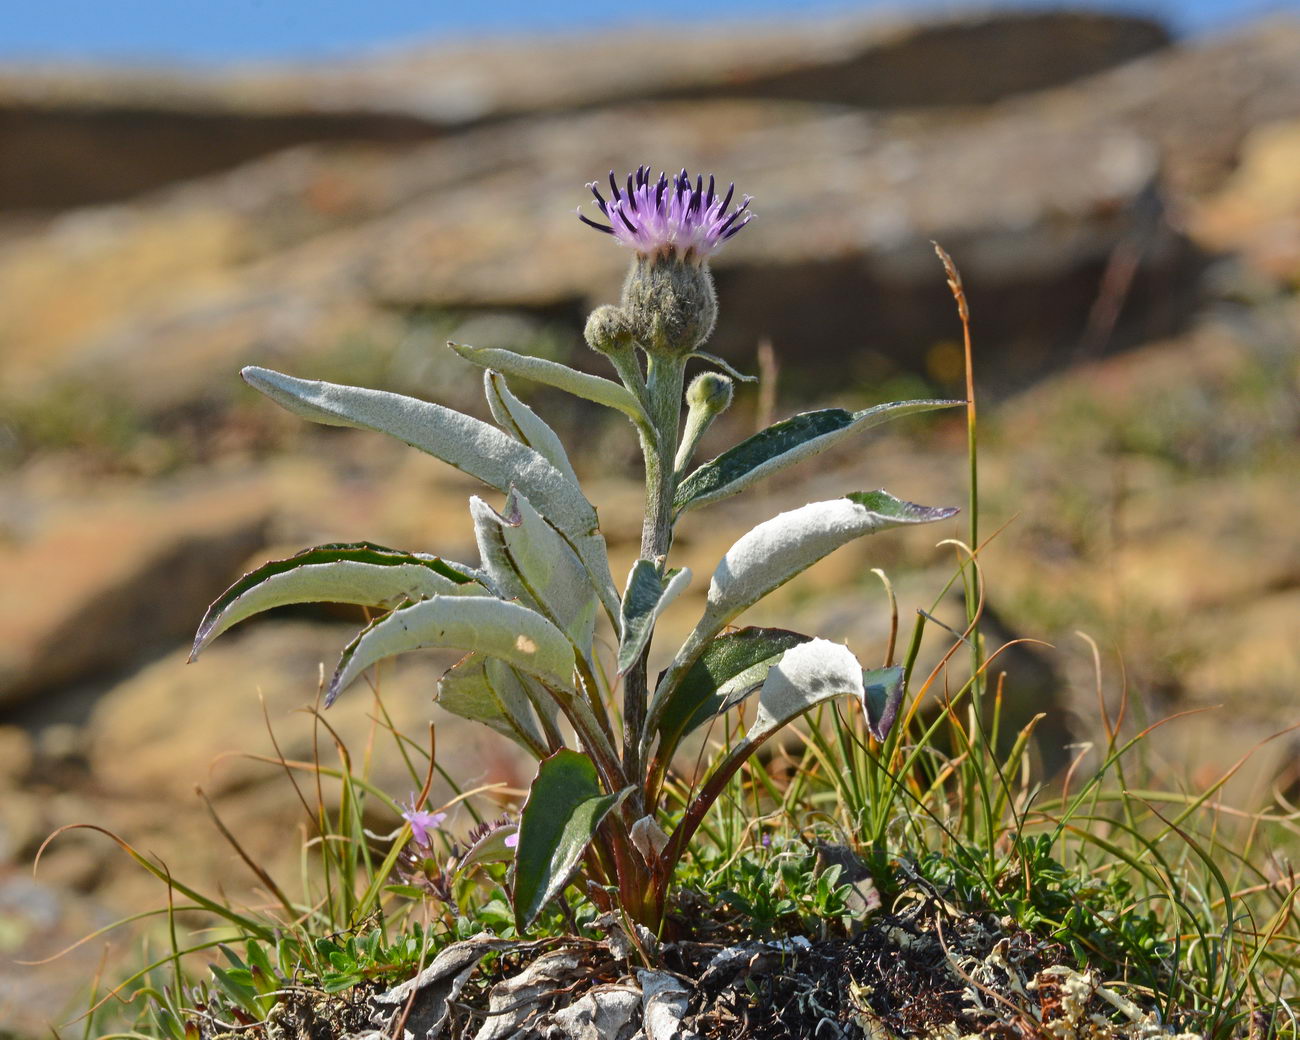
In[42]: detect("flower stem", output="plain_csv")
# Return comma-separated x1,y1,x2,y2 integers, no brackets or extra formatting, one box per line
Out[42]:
622,353,686,784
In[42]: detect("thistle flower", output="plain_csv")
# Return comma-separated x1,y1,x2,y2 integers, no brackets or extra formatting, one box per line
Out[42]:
579,167,753,262
401,798,447,850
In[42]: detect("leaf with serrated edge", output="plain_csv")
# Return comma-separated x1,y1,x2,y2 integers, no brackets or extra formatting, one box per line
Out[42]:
450,342,645,424
618,562,691,675
483,371,581,488
513,749,632,930
327,595,574,706
675,400,961,514
646,491,955,736
241,366,617,616
453,823,519,880
192,543,480,659
436,654,549,757
654,627,811,753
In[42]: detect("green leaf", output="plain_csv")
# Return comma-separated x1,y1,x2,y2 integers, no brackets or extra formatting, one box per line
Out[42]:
191,542,480,659
436,654,550,757
327,595,575,706
450,342,647,425
453,823,519,879
674,400,961,514
472,490,599,656
647,492,954,734
483,370,581,488
861,666,905,742
654,627,812,755
617,561,691,675
241,366,617,614
512,750,632,931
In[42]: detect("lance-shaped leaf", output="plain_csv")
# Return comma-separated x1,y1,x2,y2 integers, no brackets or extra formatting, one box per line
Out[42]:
513,750,632,931
241,366,618,615
191,543,481,659
327,595,574,706
472,491,600,656
483,371,581,488
647,491,955,736
618,561,691,675
450,342,647,425
653,627,811,755
436,654,550,758
745,639,866,745
674,400,961,514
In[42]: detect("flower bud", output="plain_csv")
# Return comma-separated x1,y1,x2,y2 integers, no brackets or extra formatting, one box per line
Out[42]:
620,253,717,357
674,371,735,473
685,371,734,417
583,304,634,355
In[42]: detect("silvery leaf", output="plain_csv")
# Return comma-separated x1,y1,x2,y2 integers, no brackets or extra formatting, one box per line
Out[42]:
617,561,691,675
472,491,599,657
450,342,647,425
241,366,617,614
437,654,549,757
652,627,812,756
674,400,961,514
483,370,581,488
647,491,954,734
191,542,481,659
327,595,574,705
740,642,904,748
745,639,866,743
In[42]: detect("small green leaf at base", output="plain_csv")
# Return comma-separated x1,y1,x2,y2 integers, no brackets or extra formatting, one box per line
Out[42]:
512,750,632,931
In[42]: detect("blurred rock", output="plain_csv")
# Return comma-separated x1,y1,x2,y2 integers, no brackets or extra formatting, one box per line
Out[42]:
0,875,117,1037
1191,119,1300,284
0,475,272,706
87,619,527,801
0,100,1185,410
0,10,1169,212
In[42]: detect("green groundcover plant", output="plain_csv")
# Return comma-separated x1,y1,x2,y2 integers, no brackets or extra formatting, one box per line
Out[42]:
190,166,960,935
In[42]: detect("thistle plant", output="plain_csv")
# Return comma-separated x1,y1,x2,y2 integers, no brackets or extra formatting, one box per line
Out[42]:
191,167,959,935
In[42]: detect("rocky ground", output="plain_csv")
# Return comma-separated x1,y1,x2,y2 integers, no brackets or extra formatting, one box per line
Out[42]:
1,9,1298,1036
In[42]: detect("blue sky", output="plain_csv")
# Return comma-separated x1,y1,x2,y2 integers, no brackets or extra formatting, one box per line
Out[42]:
0,0,1295,62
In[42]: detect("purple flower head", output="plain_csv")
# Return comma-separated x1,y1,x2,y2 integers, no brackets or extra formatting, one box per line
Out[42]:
402,797,447,850
579,167,753,261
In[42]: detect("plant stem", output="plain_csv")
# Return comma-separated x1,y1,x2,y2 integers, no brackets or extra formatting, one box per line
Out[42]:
622,353,686,787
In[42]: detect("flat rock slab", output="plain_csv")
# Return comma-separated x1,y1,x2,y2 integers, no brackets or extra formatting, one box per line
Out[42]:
0,474,272,707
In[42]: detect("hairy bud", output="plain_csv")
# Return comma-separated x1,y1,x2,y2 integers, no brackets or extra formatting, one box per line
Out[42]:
675,371,736,473
685,371,734,416
584,304,634,355
620,253,717,357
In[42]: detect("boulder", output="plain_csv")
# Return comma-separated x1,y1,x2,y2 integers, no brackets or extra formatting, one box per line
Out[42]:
0,474,272,707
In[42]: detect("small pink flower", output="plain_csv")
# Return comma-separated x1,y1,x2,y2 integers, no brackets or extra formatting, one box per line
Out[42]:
504,832,519,848
402,797,447,849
